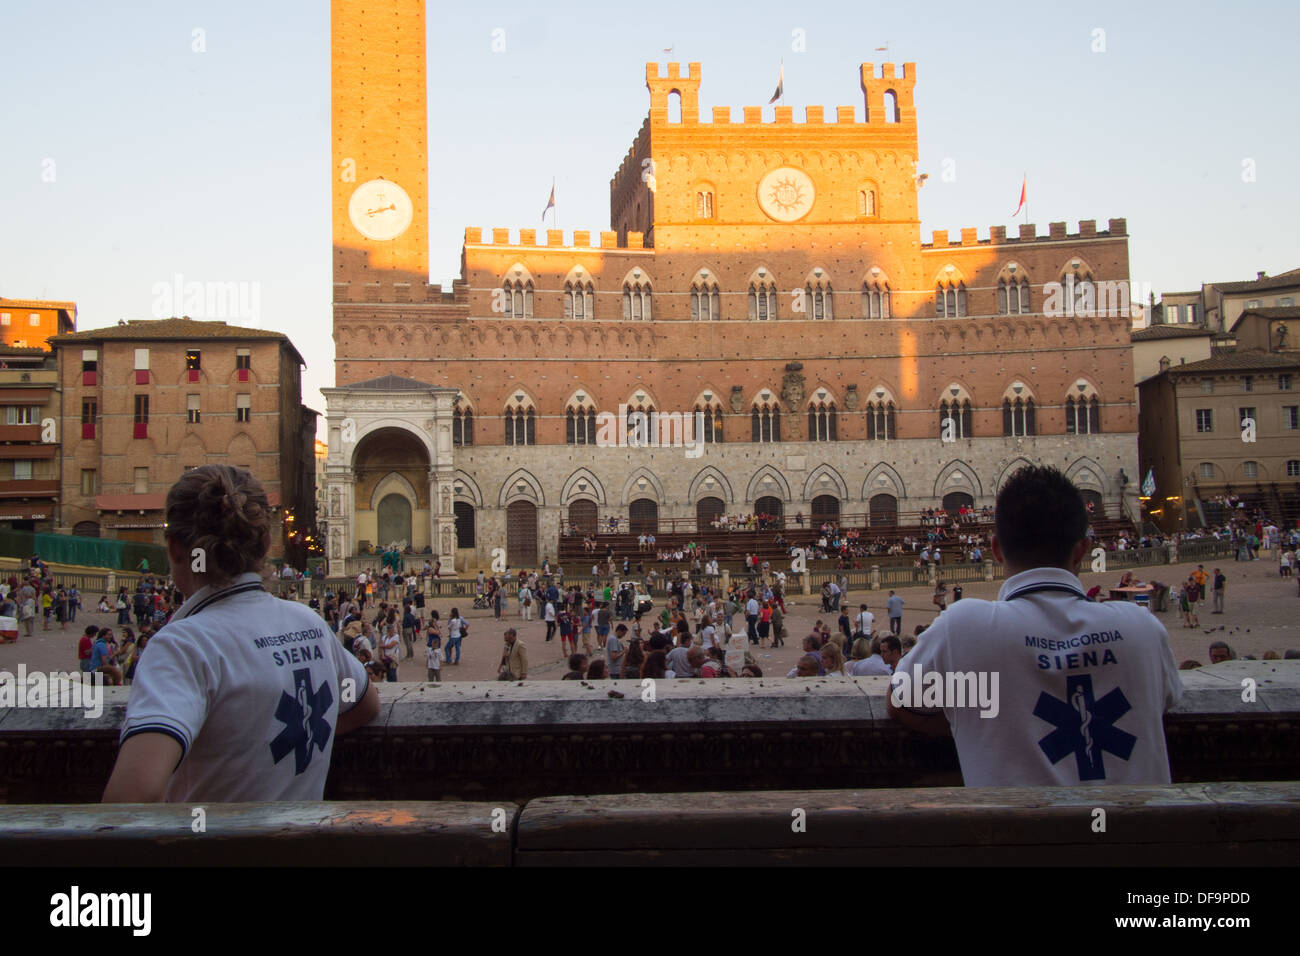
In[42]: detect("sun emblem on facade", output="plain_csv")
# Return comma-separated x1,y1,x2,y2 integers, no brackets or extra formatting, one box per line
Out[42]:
757,167,815,222
768,175,805,213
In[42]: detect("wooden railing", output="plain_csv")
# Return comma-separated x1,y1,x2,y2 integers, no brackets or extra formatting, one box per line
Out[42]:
2,782,1294,866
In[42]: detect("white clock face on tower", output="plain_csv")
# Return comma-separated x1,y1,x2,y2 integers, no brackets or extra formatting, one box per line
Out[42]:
757,167,815,222
348,179,414,241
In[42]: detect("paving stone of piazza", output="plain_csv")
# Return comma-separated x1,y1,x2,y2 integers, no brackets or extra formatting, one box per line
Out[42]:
1,556,1296,685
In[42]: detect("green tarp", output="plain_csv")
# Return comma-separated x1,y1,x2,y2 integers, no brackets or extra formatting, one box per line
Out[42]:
0,530,168,572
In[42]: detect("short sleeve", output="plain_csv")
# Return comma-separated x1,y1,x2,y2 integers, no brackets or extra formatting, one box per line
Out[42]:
120,631,213,758
327,629,371,713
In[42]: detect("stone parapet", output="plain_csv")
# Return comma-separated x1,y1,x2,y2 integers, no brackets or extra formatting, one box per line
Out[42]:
0,663,1295,804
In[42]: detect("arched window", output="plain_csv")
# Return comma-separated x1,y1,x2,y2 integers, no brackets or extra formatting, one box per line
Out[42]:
858,188,876,216
691,282,721,321
997,279,1032,315
751,403,782,443
939,398,973,439
566,404,596,445
1065,392,1102,435
748,282,778,320
1002,397,1036,437
695,403,724,443
564,281,594,320
453,403,474,447
866,400,895,440
504,401,536,446
807,401,837,441
1070,274,1095,316
623,281,652,321
862,282,892,318
625,405,656,448
936,281,967,317
806,280,834,320
695,190,715,219
502,279,533,319
883,89,900,123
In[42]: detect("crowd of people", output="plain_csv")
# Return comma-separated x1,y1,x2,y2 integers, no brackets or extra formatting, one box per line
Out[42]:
0,556,85,639
0,555,180,686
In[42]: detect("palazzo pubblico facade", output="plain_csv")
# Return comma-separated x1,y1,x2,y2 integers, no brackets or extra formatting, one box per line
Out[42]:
323,1,1140,573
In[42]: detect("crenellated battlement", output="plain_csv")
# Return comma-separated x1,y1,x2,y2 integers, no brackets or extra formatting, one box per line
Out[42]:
463,226,653,252
638,61,923,129
920,219,1129,249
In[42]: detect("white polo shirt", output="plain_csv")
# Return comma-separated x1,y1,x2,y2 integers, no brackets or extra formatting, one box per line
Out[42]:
900,567,1182,787
120,572,370,802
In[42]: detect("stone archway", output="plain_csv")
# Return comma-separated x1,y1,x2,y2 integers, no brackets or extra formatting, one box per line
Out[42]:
352,427,430,554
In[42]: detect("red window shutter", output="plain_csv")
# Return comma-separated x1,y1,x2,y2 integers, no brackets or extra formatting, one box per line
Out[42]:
188,369,200,383
237,368,249,382
82,371,97,386
135,370,149,385
133,423,148,439
82,424,95,440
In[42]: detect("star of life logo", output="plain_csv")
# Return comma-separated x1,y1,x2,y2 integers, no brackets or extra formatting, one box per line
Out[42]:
1034,673,1135,781
270,667,333,774
889,665,1000,718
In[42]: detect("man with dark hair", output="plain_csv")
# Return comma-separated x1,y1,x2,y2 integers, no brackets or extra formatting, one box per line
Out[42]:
879,634,903,672
889,465,1182,787
1208,641,1234,664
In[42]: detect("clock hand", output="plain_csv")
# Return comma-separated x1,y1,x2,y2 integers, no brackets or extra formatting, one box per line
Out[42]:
366,204,396,217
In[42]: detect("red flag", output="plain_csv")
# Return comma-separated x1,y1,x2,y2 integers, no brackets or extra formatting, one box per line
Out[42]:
1013,175,1027,216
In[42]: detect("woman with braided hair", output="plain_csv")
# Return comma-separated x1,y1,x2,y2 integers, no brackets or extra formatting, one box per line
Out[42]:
104,465,380,803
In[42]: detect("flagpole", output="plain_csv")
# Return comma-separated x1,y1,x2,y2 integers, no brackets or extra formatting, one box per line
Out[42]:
1023,171,1028,226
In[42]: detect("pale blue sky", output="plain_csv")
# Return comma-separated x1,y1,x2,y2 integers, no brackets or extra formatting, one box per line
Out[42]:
1,0,1296,414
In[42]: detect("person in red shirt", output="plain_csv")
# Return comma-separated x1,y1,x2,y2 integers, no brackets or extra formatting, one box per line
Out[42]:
77,624,96,677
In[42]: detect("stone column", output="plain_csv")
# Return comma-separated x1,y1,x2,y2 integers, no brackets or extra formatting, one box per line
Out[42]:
429,392,458,572
984,558,994,582
927,560,937,587
801,572,811,596
324,473,355,578
870,565,880,590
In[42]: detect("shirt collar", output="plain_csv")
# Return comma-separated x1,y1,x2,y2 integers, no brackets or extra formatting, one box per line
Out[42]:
997,566,1087,602
170,572,264,622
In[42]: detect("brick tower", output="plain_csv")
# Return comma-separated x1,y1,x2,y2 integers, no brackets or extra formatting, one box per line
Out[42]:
331,0,430,302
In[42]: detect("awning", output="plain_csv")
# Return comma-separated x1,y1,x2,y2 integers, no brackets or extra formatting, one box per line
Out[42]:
0,445,56,460
0,388,53,402
0,509,50,520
